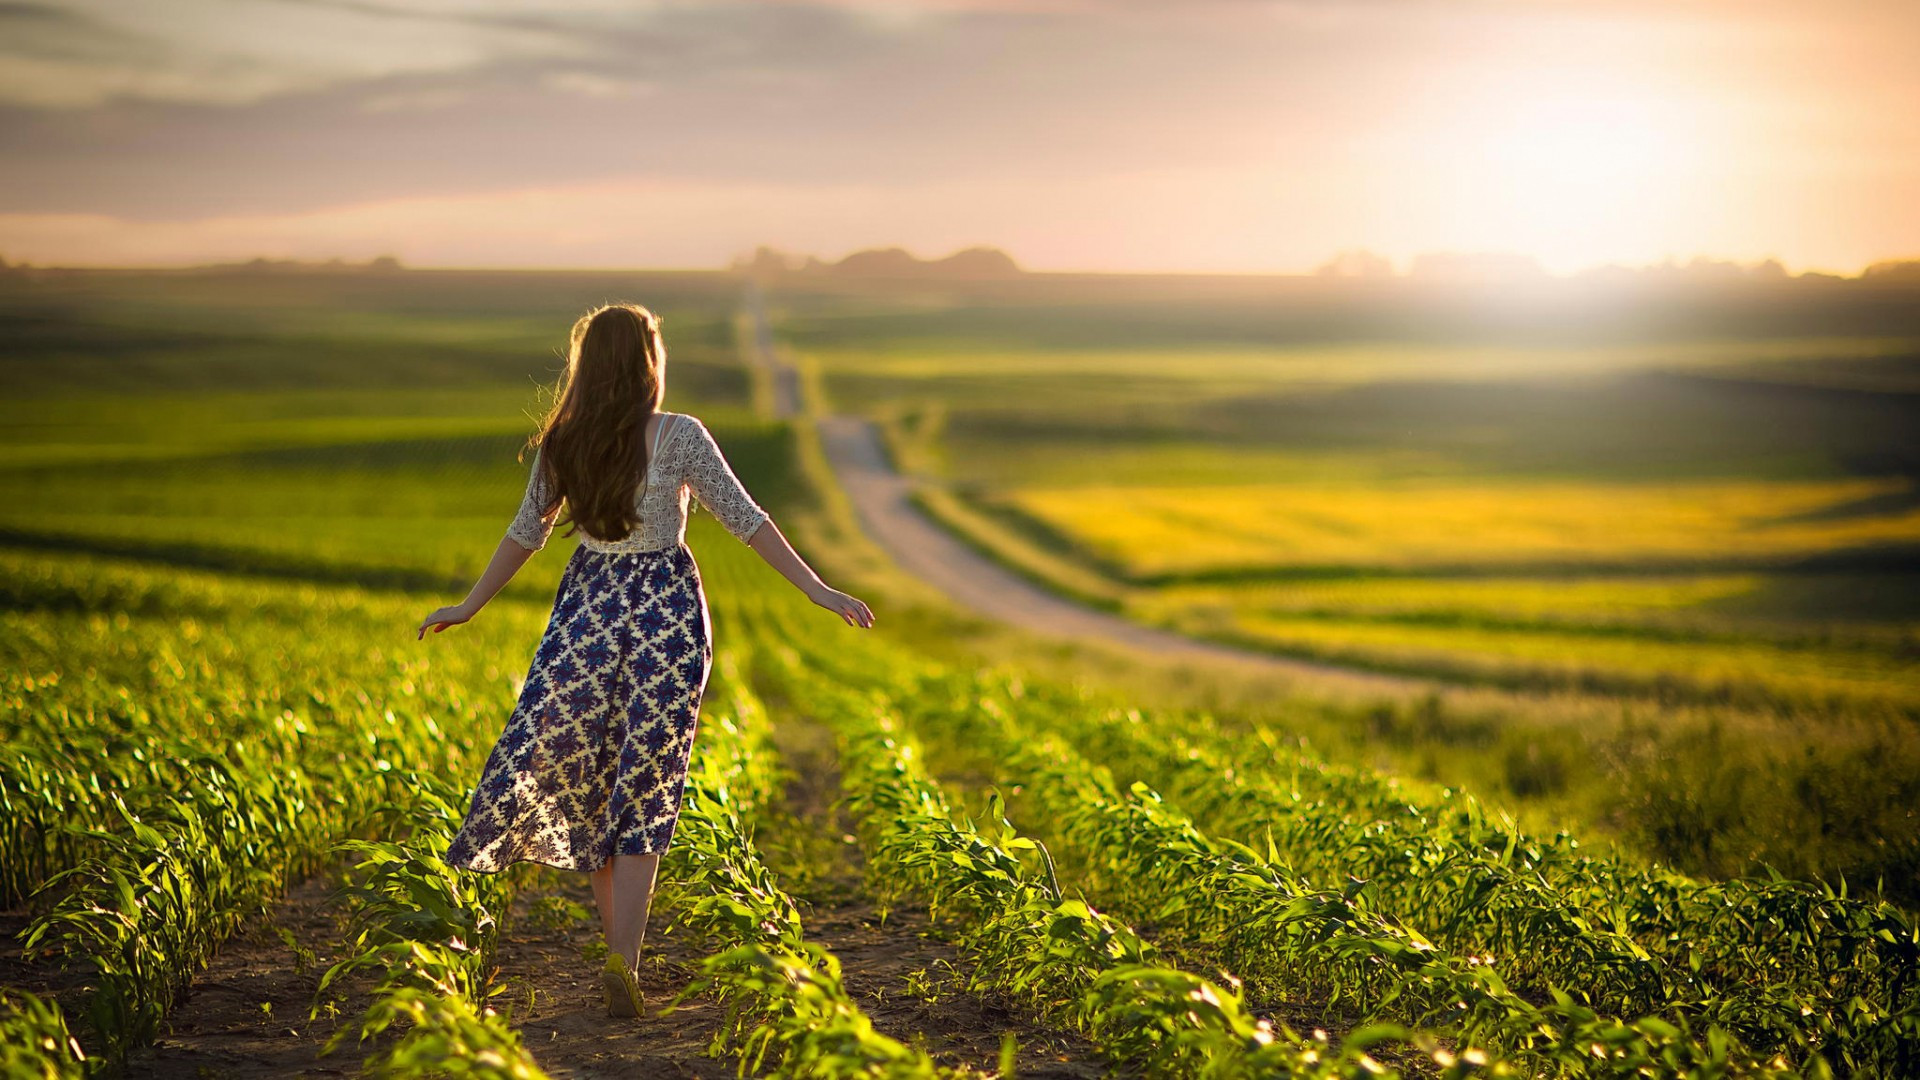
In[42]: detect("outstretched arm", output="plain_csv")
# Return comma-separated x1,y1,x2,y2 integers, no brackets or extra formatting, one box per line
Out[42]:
417,535,539,639
419,449,558,639
684,416,874,629
746,517,874,628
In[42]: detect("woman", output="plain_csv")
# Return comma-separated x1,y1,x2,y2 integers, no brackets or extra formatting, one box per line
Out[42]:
415,302,873,1018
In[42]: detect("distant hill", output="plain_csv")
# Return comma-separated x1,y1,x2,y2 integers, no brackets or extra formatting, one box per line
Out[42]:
734,245,1023,279
1861,258,1920,284
192,255,405,274
825,246,1022,278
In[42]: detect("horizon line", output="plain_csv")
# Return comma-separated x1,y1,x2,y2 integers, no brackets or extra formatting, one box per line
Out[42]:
9,253,1916,282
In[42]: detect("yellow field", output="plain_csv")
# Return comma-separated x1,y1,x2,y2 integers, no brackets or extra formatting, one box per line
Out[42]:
1005,476,1920,576
1150,575,1762,622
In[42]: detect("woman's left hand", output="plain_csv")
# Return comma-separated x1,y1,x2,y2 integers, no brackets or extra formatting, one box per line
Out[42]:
418,603,474,639
808,586,875,629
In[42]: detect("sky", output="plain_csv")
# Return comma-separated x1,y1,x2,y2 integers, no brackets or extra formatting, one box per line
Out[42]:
0,0,1915,275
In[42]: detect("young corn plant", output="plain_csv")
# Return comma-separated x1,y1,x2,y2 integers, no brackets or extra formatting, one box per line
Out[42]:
317,772,551,1080
768,643,1506,1080
20,765,328,1068
757,602,1911,1079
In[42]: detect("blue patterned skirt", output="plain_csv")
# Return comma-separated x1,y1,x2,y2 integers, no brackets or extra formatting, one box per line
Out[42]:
446,541,713,873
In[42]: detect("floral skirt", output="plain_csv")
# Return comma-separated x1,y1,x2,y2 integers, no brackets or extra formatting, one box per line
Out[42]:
446,541,713,873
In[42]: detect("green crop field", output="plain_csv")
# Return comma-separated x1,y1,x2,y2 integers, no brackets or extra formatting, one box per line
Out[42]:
1,267,1915,1078
770,272,1920,897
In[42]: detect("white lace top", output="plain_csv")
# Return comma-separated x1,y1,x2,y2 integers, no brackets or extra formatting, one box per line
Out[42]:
505,412,770,554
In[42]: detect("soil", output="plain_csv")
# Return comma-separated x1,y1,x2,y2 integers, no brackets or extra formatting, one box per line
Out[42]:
121,874,364,1079
0,901,96,1015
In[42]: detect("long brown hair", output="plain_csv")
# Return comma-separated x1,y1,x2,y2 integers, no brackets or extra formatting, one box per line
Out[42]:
525,302,666,543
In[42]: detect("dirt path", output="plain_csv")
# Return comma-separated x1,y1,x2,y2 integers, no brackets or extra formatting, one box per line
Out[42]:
113,870,739,1079
743,285,1418,692
745,280,804,419
120,875,359,1078
760,698,1105,1078
488,878,738,1079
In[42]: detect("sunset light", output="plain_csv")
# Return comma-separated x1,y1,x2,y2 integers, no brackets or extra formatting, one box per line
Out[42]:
4,2,1918,1074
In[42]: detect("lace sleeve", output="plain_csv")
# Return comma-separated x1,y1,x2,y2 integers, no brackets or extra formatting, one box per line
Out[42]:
506,447,559,552
683,417,770,544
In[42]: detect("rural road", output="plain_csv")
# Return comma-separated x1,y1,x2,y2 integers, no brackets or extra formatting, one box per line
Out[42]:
744,287,1421,687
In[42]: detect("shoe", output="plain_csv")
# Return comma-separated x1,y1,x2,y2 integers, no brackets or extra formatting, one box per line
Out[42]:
602,951,644,1018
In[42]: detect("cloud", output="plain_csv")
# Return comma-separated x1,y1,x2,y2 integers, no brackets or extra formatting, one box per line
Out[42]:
541,71,654,100
0,0,1477,111
0,2,1362,220
0,0,590,108
2,0,1871,113
0,0,1090,111
358,86,473,113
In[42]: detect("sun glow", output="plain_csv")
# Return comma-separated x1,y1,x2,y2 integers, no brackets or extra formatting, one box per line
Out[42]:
1475,91,1704,270
1468,86,1712,270
1364,55,1732,274
1484,96,1680,198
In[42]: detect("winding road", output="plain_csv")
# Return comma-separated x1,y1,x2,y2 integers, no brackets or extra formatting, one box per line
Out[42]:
744,286,1420,687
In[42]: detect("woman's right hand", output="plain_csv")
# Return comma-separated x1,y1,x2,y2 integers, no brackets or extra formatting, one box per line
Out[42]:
810,586,874,628
417,602,474,639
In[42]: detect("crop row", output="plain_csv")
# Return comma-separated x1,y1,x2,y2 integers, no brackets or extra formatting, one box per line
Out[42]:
712,533,1919,1080
318,776,552,1079
19,757,340,1067
653,648,955,1078
972,682,1920,1073
761,603,1919,1077
0,552,513,903
740,629,1503,1080
879,677,1796,1079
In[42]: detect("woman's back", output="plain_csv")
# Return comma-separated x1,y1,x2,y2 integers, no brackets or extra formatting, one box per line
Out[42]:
506,411,769,554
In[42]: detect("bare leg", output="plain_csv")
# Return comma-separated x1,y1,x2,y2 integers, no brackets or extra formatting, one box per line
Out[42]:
605,852,660,970
590,861,614,942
